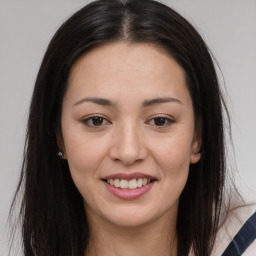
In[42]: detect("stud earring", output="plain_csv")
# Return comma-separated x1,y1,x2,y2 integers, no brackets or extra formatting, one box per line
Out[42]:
57,151,63,158
194,152,201,157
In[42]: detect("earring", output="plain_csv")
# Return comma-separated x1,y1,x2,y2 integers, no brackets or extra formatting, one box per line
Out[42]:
57,151,63,158
194,152,201,157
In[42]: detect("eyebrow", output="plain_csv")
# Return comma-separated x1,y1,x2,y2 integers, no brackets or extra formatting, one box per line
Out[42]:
73,96,182,107
142,97,183,107
73,97,115,107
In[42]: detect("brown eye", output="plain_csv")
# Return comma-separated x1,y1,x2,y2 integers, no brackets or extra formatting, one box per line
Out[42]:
91,116,104,126
82,116,110,127
148,116,175,127
153,117,167,126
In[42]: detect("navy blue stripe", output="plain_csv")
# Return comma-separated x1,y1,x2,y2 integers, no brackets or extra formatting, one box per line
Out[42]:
221,211,256,256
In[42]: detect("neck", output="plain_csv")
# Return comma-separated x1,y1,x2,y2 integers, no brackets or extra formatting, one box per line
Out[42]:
85,213,178,256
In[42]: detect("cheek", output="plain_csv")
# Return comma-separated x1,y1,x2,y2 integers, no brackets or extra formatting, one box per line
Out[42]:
156,138,191,195
151,134,193,173
63,131,107,181
148,132,193,198
64,137,107,202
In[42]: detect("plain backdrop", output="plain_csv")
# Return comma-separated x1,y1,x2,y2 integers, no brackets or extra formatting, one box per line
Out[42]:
0,0,256,255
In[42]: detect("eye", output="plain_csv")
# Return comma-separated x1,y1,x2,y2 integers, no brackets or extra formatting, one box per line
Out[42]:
148,117,174,127
82,115,110,127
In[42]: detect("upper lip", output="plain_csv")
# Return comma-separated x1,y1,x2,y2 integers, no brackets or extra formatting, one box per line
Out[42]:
102,172,157,181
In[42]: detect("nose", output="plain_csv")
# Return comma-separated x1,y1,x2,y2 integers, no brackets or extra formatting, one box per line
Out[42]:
109,121,147,166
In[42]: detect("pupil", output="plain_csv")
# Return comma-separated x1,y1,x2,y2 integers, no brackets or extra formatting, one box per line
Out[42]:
92,117,103,126
154,117,166,126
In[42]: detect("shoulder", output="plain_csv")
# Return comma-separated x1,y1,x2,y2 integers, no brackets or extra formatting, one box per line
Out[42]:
211,191,256,256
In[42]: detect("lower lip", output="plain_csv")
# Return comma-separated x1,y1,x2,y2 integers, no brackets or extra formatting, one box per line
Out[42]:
104,181,155,200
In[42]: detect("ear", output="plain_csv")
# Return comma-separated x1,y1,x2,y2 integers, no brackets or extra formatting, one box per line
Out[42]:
56,134,67,159
190,120,202,164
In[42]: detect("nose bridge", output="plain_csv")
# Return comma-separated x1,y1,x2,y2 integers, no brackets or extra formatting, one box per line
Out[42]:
110,118,146,165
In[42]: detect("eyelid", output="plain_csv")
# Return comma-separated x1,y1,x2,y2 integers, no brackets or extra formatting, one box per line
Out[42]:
81,114,111,127
146,115,176,126
80,114,175,128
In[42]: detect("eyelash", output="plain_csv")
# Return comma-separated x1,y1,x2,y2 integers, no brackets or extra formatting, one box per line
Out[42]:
81,115,175,128
81,115,111,127
146,116,175,127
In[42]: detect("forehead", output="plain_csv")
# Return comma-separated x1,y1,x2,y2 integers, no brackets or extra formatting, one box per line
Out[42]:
66,41,191,105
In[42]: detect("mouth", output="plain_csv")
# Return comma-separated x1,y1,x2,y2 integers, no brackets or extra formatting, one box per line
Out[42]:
101,173,157,200
103,178,156,190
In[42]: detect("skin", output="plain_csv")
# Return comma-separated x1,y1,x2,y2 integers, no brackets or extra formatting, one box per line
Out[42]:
60,41,201,256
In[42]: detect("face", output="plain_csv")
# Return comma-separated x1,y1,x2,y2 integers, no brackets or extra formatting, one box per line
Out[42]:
61,42,201,228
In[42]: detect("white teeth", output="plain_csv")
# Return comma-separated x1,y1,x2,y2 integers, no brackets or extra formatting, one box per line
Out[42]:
107,178,152,189
128,179,137,189
137,178,143,187
142,178,148,186
114,179,120,187
120,179,129,189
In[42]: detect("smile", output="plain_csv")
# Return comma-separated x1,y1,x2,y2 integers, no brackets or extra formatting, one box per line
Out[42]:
102,173,157,200
106,178,151,189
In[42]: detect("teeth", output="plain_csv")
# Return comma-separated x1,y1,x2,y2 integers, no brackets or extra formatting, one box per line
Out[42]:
114,179,120,187
142,178,148,186
128,179,137,189
137,178,142,187
107,178,152,189
120,179,129,189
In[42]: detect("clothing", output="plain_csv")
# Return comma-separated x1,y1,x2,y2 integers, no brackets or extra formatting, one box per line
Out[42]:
221,211,256,255
211,195,256,256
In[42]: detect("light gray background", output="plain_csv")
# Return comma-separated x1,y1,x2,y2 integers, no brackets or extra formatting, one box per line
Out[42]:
1,0,256,254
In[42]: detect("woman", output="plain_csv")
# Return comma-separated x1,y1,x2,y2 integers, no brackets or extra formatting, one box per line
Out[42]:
10,0,256,255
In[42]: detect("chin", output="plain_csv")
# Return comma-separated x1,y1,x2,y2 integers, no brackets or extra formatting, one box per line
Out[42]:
107,214,153,228
100,204,168,229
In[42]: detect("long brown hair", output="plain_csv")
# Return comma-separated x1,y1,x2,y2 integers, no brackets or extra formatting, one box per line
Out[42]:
10,0,229,255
